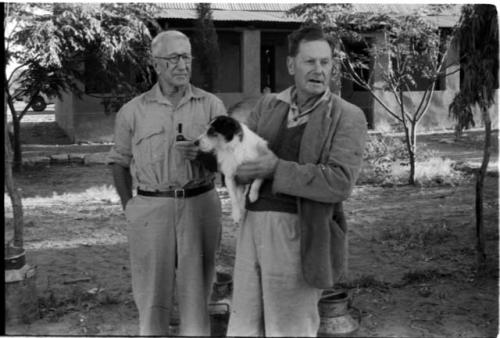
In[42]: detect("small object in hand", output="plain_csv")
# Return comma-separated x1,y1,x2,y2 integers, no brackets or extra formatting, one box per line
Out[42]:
176,123,186,141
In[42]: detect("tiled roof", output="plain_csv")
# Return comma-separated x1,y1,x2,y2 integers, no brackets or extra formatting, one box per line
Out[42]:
161,8,301,22
157,3,461,27
157,3,297,12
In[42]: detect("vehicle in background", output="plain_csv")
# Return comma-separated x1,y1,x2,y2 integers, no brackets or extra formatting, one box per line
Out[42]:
14,92,54,112
8,64,55,112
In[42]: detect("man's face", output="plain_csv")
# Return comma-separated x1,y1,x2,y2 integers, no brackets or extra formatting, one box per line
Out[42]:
153,37,192,88
287,40,333,100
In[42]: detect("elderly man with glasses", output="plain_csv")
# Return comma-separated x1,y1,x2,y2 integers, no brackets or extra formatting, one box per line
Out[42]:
108,30,226,336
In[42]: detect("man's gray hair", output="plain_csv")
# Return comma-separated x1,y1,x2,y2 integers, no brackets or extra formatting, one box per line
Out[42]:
151,30,189,56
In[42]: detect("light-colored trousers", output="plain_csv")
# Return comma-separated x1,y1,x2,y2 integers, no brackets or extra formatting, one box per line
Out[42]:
227,211,323,337
125,189,221,336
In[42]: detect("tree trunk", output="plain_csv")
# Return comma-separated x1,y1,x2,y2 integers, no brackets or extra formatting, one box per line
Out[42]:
475,108,491,264
402,124,416,185
5,100,24,248
11,113,23,173
409,123,417,185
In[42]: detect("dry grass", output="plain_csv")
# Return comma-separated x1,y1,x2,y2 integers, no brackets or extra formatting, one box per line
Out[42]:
4,185,119,210
390,157,467,186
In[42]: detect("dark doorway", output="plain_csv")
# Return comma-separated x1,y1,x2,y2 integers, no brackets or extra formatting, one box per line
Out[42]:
261,45,275,92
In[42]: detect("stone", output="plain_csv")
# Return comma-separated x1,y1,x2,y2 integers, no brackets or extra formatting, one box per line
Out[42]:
69,153,87,164
84,152,109,165
22,156,50,166
50,153,70,163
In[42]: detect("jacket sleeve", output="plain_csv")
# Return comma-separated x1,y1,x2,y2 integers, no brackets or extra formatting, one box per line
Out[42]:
272,106,367,204
245,94,274,133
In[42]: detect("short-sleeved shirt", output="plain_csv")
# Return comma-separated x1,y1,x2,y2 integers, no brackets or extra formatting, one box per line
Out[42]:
108,83,226,191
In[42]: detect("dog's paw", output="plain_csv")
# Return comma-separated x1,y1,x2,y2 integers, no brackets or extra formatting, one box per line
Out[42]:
248,190,259,203
231,208,242,224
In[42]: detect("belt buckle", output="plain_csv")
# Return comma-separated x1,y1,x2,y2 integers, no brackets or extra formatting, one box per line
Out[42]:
174,188,185,198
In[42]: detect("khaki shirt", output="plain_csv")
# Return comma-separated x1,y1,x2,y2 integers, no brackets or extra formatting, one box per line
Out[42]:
108,83,226,191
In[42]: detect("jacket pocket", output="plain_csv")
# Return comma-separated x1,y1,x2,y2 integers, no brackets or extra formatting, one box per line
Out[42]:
134,125,166,164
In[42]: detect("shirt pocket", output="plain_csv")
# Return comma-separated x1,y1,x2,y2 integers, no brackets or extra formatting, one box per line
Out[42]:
133,125,166,165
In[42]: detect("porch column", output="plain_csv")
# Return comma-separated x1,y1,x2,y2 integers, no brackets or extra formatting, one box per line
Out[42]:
241,29,261,97
445,38,460,92
371,31,391,130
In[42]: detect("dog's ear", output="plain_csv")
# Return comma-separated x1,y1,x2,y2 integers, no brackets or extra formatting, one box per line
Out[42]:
212,116,242,142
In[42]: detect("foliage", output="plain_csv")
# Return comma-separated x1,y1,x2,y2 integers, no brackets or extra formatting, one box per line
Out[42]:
449,92,475,136
360,133,467,186
6,3,159,105
402,157,466,186
192,3,220,92
449,4,498,130
4,3,160,248
288,4,457,185
448,4,498,264
361,133,408,184
4,3,160,170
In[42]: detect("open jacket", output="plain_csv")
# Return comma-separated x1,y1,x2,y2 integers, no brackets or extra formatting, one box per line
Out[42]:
246,89,367,289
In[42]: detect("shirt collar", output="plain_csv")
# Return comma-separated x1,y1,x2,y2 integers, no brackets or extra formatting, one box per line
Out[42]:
276,86,331,109
145,83,204,104
280,86,332,128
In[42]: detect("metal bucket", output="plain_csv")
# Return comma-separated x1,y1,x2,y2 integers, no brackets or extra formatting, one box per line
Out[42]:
212,271,232,300
317,290,359,337
5,245,26,270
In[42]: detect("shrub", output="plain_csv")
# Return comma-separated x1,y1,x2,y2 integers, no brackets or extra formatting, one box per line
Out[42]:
359,134,408,185
391,157,467,186
359,133,467,186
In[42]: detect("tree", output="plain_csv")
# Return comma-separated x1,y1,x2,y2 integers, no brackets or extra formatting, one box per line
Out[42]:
289,4,458,184
4,3,160,172
449,4,498,263
192,3,220,92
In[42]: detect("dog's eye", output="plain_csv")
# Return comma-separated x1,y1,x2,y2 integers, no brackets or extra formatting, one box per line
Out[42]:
207,127,216,136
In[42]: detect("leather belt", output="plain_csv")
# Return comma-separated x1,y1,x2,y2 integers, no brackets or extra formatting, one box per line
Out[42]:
137,182,214,198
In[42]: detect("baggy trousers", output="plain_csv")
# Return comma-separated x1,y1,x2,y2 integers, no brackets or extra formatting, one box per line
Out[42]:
227,211,323,337
125,189,221,336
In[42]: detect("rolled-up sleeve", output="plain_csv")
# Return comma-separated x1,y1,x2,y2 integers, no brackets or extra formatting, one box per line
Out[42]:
107,107,133,167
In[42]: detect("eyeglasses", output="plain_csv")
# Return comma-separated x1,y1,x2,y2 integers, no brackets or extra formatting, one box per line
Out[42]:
154,54,194,65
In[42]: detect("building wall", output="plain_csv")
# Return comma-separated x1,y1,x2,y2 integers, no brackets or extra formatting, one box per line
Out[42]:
242,29,261,97
342,30,500,132
57,21,497,143
56,27,266,142
54,90,75,142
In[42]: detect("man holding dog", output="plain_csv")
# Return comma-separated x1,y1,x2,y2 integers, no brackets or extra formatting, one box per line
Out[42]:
108,30,225,335
228,24,368,336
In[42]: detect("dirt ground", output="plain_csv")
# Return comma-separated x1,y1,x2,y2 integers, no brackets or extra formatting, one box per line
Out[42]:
4,114,499,337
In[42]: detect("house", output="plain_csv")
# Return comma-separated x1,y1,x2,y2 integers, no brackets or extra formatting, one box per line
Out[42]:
54,3,498,143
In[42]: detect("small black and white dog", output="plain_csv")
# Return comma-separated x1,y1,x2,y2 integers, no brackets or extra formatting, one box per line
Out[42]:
196,116,268,223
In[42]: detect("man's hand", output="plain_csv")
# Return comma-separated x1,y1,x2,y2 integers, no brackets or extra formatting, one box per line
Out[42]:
175,140,199,160
236,148,279,181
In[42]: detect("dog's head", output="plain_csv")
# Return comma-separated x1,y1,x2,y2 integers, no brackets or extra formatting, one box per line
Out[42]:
196,115,243,153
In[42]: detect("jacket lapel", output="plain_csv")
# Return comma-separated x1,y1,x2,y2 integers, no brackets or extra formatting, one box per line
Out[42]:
299,95,338,164
258,100,289,146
